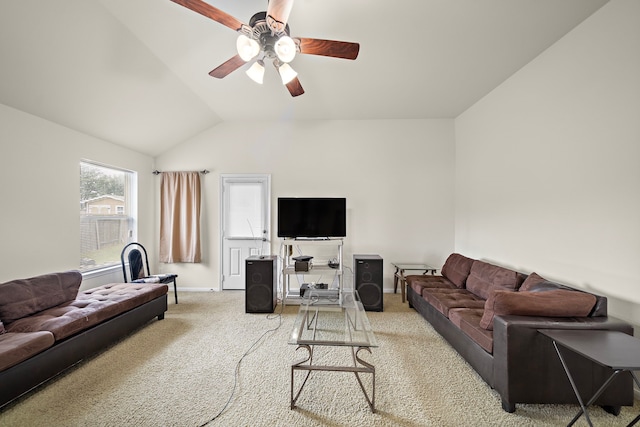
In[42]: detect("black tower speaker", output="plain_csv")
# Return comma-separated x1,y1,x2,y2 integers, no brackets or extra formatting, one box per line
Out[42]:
245,256,277,313
353,254,383,312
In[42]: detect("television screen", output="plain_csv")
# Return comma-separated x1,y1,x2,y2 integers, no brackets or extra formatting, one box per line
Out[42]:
277,198,346,238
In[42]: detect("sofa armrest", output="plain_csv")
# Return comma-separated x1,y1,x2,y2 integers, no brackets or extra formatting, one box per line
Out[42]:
492,314,634,411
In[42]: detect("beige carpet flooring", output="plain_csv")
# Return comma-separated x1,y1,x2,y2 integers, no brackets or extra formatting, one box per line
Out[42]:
0,291,638,427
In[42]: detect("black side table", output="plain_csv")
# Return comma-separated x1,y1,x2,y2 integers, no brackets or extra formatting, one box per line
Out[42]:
539,329,640,427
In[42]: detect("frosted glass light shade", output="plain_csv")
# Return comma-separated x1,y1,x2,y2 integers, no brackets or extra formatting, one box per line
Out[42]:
236,35,260,62
278,63,297,84
246,60,265,84
274,36,296,63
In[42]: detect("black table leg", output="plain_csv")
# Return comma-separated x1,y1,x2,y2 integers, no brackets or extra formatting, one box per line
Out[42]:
554,341,625,427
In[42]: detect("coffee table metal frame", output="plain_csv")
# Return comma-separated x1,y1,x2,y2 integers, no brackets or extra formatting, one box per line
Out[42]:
539,329,640,427
289,290,378,412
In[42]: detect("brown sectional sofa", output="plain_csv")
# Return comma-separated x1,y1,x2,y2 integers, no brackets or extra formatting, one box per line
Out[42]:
0,271,168,409
406,253,634,413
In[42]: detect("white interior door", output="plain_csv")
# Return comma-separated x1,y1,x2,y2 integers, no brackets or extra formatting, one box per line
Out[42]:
221,175,271,290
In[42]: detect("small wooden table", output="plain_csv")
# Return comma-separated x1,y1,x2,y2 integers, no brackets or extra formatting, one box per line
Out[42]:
391,262,437,303
539,329,640,427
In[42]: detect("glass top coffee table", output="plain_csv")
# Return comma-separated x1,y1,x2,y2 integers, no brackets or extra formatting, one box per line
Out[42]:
391,262,438,303
289,290,378,412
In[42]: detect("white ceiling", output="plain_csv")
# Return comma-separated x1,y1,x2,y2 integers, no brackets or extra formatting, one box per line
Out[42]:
0,0,608,157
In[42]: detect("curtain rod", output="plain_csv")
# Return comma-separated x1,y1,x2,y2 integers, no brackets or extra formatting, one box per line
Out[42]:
152,169,210,175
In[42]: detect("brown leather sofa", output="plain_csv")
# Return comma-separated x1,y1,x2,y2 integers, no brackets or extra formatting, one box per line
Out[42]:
0,271,168,409
406,253,634,413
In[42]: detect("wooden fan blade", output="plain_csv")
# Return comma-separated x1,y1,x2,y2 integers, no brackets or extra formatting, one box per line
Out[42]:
209,55,245,78
170,0,245,31
285,77,305,97
296,38,360,60
266,0,294,33
273,61,304,97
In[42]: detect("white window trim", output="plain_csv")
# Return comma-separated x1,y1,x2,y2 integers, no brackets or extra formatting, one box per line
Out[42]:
80,159,138,273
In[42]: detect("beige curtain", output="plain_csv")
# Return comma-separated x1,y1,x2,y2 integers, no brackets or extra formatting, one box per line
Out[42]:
160,172,201,263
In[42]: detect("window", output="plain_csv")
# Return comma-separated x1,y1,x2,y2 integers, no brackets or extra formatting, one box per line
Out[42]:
80,161,136,272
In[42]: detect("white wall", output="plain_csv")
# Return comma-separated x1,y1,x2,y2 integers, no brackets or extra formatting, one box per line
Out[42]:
0,103,155,289
455,0,640,327
154,119,456,291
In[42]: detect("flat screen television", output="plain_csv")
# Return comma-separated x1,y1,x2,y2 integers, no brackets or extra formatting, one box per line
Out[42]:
277,197,346,238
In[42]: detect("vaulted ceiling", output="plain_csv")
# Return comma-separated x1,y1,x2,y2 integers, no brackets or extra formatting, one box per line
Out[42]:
0,0,608,156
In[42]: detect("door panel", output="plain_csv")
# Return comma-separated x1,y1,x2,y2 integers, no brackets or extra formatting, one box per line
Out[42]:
230,247,242,276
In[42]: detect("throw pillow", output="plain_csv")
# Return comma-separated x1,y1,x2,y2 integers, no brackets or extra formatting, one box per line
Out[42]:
0,320,5,334
0,271,82,324
479,289,597,330
520,273,579,293
519,272,547,292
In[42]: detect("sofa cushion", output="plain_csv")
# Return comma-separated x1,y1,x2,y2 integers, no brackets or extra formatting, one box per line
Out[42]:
422,288,485,317
6,283,168,341
0,271,83,324
465,261,523,300
406,275,456,294
449,308,493,353
440,253,475,288
0,331,55,372
479,289,598,330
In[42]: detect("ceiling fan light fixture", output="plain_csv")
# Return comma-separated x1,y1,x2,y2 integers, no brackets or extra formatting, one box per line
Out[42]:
278,63,298,85
236,34,260,62
274,36,296,63
246,60,265,84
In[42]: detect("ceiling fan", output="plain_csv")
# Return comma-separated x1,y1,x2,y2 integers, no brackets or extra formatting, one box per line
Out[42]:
169,0,360,97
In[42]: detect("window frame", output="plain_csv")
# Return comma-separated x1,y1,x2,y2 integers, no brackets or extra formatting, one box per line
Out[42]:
79,160,137,273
